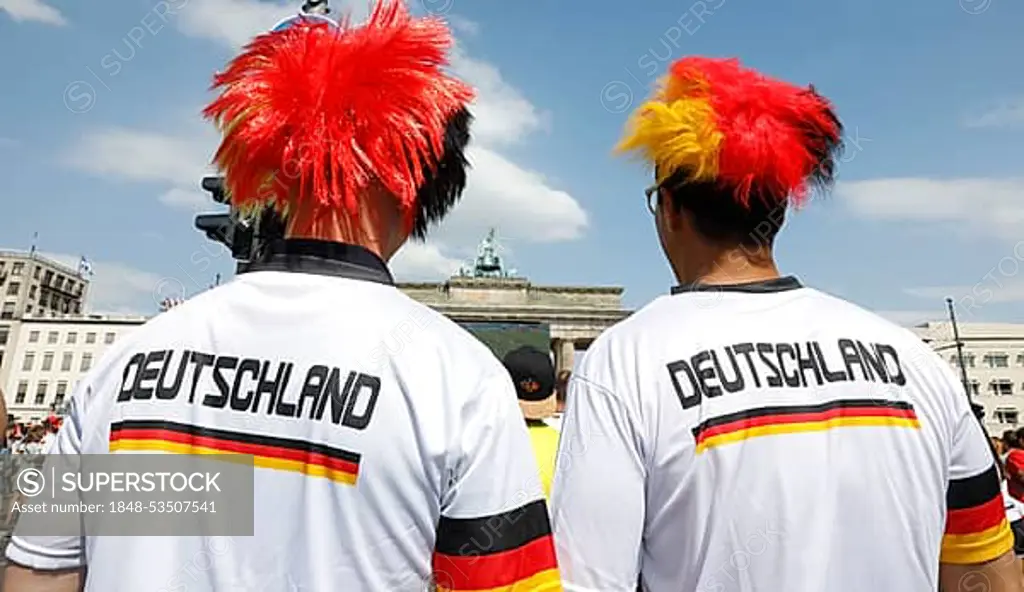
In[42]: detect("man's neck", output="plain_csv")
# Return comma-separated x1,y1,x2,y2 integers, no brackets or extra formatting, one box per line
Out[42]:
676,245,781,286
284,214,389,260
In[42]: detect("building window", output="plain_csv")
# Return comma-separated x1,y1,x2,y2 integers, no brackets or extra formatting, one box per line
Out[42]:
969,381,981,396
85,332,96,344
15,381,27,404
1018,353,1024,367
952,354,976,368
984,353,1010,368
34,382,47,405
47,331,58,344
11,263,23,276
80,353,92,372
28,331,39,343
28,285,35,299
995,408,1020,425
6,282,19,296
1,303,14,320
66,332,76,344
54,382,67,407
104,332,115,344
0,327,7,346
33,267,40,280
43,270,52,284
41,352,53,372
61,352,72,372
990,380,1014,396
21,352,34,371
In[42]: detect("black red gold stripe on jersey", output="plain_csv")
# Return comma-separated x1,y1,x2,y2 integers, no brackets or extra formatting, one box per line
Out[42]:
942,464,1014,564
691,399,920,453
432,499,561,591
109,420,361,485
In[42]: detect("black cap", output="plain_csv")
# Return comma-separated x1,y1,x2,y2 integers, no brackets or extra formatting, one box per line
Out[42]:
502,346,555,402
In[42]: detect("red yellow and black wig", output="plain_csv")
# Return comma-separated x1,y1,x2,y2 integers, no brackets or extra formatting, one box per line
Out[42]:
617,57,843,210
203,0,475,239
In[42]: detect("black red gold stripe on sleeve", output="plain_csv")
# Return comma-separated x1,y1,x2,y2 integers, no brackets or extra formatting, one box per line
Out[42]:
691,399,920,454
109,419,360,486
942,464,1014,564
432,499,561,591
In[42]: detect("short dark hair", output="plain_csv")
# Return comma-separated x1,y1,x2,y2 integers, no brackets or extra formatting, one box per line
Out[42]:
410,107,473,240
661,176,787,248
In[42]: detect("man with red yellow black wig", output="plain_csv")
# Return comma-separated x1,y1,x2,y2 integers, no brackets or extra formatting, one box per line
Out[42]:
3,3,561,591
550,57,1022,592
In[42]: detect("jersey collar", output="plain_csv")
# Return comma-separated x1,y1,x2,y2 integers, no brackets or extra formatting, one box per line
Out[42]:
243,239,394,285
671,275,802,295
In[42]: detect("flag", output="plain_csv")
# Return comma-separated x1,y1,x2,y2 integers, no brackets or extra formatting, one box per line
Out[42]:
77,256,94,277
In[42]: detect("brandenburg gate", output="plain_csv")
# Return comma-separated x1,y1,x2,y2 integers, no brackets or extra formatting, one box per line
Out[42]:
398,230,631,372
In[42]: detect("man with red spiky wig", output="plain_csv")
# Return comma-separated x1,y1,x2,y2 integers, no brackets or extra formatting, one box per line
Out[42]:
4,3,560,591
550,57,1021,592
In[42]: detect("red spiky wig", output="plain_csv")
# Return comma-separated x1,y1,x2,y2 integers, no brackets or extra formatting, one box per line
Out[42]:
203,0,475,238
617,57,843,209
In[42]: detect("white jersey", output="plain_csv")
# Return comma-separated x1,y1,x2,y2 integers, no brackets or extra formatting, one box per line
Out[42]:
551,277,1012,592
7,240,560,592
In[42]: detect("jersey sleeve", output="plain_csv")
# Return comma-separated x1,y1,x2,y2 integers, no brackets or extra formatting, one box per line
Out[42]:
941,394,1014,564
6,390,86,571
432,371,561,591
550,358,646,591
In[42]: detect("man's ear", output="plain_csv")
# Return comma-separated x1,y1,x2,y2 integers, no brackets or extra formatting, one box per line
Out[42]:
658,187,684,232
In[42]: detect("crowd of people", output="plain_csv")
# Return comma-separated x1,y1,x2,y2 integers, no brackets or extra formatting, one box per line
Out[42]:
3,1,1021,591
995,431,1024,553
1,416,60,456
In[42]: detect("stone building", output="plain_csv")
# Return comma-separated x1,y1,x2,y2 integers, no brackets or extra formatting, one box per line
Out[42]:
400,230,631,372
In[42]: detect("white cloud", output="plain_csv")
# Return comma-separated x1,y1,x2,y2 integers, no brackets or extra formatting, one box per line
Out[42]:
63,127,213,185
175,0,369,48
838,177,1024,241
63,126,219,216
65,0,587,280
441,146,586,242
451,45,547,147
158,187,211,212
0,0,66,25
45,253,164,315
176,0,295,48
964,97,1024,129
390,242,462,281
447,15,479,36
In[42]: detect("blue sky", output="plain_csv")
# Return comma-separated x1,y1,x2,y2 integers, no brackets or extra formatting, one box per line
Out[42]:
1,0,1022,324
